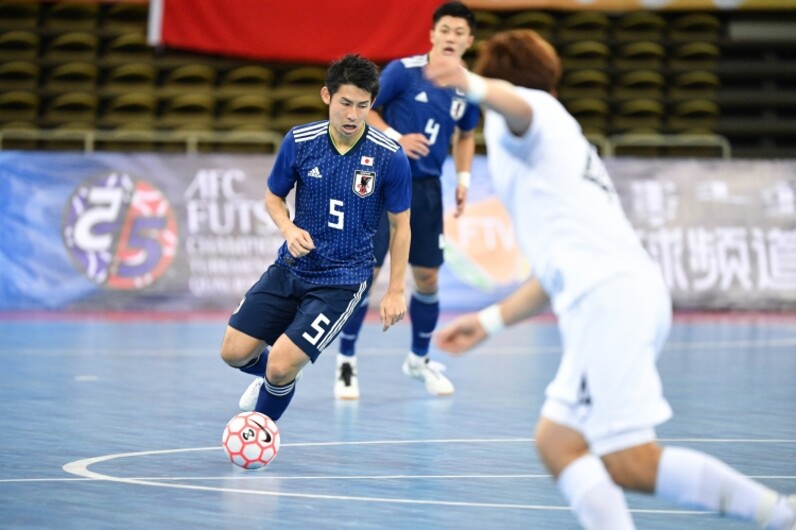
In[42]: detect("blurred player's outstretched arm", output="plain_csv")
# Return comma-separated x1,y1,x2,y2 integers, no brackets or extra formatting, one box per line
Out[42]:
424,56,533,137
435,276,550,355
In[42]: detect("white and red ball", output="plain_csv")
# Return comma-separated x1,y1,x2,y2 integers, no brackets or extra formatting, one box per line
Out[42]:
222,412,280,469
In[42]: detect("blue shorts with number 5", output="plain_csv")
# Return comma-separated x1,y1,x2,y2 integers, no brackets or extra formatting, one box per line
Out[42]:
229,264,371,362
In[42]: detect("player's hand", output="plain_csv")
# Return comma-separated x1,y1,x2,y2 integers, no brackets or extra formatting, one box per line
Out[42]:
454,184,468,218
399,133,431,160
434,313,487,355
284,225,315,257
379,290,406,331
424,56,469,93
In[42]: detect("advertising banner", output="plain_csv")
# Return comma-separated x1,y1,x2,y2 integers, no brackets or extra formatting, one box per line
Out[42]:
1,152,794,313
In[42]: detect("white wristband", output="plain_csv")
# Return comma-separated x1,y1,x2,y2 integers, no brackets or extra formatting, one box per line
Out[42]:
464,71,488,104
456,171,471,188
477,304,504,336
384,127,403,141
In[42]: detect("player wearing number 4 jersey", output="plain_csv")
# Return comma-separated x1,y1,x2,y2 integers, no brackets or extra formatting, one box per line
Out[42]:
334,1,481,400
428,29,796,530
220,54,412,423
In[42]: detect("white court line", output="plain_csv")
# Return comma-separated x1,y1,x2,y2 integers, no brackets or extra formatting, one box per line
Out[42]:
12,334,796,358
56,437,796,515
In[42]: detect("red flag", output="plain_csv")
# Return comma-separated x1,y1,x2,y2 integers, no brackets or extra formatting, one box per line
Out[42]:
149,0,444,63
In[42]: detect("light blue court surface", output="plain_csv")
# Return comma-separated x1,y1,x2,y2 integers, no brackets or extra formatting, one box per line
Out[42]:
1,313,795,529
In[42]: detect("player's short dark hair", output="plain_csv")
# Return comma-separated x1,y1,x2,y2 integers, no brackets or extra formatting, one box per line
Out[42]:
474,30,562,93
325,54,380,100
433,1,476,34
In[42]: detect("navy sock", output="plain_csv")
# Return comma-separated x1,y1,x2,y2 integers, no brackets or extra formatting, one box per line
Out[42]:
409,291,439,356
337,296,369,357
238,348,268,376
254,377,296,421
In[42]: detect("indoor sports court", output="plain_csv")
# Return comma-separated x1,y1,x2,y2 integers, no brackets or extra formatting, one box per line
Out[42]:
1,313,794,529
2,0,795,528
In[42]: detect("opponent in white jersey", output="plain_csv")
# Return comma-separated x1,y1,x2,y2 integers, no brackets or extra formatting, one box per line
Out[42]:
427,30,796,530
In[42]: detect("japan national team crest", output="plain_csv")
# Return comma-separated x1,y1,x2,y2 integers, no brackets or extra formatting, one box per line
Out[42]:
450,97,466,120
353,170,376,198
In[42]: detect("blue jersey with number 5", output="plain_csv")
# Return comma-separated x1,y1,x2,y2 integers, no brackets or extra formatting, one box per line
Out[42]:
375,54,481,179
268,121,411,285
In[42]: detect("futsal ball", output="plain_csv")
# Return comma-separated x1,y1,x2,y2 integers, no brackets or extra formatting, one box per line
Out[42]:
222,411,281,469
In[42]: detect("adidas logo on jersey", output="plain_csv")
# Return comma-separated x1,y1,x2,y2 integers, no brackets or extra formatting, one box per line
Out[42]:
414,91,429,103
307,167,322,178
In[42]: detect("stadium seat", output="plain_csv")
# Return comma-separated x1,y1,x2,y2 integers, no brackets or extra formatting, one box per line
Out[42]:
42,91,98,126
157,92,216,129
0,60,39,90
559,12,611,42
669,42,720,69
558,69,611,100
99,92,157,128
217,93,274,129
43,31,98,61
43,2,98,30
0,30,39,61
275,66,327,98
98,123,156,152
668,70,720,99
473,10,503,43
503,11,555,39
44,61,98,93
0,1,40,30
160,64,217,96
612,69,665,102
560,40,611,69
612,98,665,134
668,13,721,42
103,32,153,62
102,2,149,33
614,41,666,71
218,65,274,96
0,90,39,122
102,62,157,93
272,94,328,133
667,98,719,133
613,12,666,42
563,98,610,136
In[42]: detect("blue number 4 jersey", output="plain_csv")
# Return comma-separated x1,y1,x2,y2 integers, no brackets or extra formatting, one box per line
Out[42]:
268,121,412,285
375,54,481,179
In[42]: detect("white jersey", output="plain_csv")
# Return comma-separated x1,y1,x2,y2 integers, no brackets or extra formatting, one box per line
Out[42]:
483,87,658,313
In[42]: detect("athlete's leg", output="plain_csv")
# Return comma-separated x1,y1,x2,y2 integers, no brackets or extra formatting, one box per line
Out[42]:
408,265,439,357
536,417,636,530
600,442,796,530
251,333,310,421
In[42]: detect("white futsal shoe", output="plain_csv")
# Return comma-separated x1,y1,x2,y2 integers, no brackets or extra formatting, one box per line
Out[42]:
238,377,264,412
402,352,454,396
238,371,302,412
334,354,360,400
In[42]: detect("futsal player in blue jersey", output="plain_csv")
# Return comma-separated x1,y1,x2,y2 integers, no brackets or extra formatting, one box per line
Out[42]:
220,54,412,422
334,1,480,400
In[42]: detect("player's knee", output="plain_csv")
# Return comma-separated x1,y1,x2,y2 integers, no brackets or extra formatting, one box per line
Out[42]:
264,356,300,386
534,418,590,478
219,326,259,367
601,443,662,493
412,267,439,292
